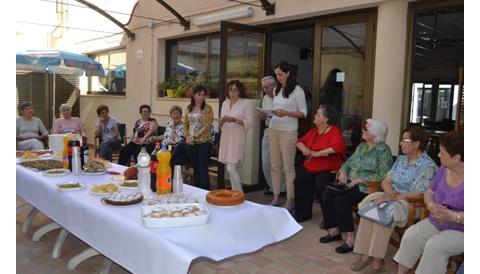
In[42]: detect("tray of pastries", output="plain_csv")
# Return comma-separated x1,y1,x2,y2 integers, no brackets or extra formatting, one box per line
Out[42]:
141,203,209,228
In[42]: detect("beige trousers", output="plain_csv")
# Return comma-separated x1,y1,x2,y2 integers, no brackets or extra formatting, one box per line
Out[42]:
268,128,297,199
393,218,463,274
353,217,396,259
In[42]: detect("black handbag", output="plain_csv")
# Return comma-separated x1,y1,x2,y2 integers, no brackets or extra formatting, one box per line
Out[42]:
325,181,353,194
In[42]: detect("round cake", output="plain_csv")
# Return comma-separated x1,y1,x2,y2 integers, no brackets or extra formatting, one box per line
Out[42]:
206,189,244,206
103,192,143,206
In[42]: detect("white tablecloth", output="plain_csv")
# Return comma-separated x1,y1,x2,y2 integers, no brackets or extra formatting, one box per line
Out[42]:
16,163,302,274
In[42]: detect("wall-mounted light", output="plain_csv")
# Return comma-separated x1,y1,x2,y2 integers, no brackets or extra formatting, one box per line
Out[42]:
193,7,254,26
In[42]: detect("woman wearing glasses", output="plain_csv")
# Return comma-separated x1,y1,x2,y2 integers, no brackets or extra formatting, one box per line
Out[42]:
350,127,437,274
319,118,393,254
52,103,86,135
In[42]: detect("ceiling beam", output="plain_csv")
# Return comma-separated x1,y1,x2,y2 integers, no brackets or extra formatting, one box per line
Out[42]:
155,0,190,30
75,0,135,40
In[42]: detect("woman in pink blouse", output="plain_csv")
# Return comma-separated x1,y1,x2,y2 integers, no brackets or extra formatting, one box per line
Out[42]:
52,104,86,136
218,80,254,192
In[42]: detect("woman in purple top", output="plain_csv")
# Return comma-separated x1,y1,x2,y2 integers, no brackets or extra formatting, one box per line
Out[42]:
394,131,463,274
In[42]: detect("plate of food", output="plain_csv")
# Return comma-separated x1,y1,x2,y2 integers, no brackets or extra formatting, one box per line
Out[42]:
101,191,143,206
42,168,71,177
82,159,107,175
56,182,85,191
81,169,107,175
19,159,64,171
118,180,139,190
89,183,120,196
111,175,125,181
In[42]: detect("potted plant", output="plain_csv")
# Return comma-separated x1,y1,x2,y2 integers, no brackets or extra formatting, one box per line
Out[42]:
158,78,179,97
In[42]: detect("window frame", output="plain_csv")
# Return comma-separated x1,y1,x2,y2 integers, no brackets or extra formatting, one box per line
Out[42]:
84,48,127,96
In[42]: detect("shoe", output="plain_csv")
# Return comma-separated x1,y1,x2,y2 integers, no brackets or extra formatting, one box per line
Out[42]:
361,264,386,274
319,233,342,243
263,190,273,195
335,242,354,254
318,219,326,230
279,191,286,197
350,258,372,272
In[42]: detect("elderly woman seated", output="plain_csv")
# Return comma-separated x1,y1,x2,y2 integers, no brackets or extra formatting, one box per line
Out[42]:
118,104,158,165
319,118,393,254
94,104,122,161
148,105,187,165
350,127,438,274
394,131,463,274
16,101,48,150
52,103,86,135
294,104,346,222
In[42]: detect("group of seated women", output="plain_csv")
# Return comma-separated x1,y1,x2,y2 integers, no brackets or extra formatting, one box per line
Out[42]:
292,104,463,274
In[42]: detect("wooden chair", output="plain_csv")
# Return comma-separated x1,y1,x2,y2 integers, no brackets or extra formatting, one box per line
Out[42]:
208,132,225,189
402,197,463,274
94,123,128,161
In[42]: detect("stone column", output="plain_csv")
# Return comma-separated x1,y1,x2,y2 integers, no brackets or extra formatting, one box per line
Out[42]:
372,0,409,154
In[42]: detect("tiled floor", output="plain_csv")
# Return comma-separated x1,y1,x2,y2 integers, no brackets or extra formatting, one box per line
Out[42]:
16,188,400,274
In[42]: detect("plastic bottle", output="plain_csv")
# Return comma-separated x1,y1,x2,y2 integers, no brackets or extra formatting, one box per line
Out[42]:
156,143,172,194
137,146,152,197
150,142,161,193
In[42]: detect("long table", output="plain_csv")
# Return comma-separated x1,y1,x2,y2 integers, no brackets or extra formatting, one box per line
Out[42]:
16,163,302,274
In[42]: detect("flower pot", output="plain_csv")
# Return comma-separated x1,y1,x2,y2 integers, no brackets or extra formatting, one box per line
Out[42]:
166,89,176,97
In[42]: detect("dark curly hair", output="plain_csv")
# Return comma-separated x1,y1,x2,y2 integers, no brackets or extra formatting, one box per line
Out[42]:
96,104,109,116
226,80,247,99
274,61,298,98
439,131,464,162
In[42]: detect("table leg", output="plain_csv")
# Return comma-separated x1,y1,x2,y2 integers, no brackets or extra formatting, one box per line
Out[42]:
32,222,61,241
100,257,113,274
52,228,69,259
68,247,100,270
21,208,38,234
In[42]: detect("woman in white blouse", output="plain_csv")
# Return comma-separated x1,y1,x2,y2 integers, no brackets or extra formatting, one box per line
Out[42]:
269,61,308,210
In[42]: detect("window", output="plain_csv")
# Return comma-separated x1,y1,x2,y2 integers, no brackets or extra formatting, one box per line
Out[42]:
166,35,220,98
80,49,126,95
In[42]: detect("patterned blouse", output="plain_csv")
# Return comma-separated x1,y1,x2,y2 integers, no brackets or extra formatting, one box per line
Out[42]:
388,152,438,193
184,104,214,144
132,118,158,144
162,120,184,145
341,142,393,194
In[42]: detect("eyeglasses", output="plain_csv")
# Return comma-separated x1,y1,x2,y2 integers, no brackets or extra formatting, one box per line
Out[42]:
401,138,414,142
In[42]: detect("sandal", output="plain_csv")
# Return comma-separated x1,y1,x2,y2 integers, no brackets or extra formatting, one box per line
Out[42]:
350,258,372,272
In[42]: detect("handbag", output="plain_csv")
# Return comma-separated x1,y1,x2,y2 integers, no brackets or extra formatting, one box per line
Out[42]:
325,181,353,194
357,201,394,227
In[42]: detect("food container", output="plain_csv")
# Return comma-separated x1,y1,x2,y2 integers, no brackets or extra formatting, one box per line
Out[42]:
141,203,209,228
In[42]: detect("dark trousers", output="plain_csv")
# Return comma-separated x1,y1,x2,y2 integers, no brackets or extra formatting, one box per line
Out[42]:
118,142,154,166
294,168,335,222
321,186,367,233
187,142,213,190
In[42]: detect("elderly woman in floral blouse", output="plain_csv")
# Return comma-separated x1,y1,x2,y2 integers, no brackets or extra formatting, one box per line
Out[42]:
350,127,438,274
319,118,393,254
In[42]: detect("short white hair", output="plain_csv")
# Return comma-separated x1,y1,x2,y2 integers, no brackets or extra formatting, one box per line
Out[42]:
59,103,71,112
261,76,276,86
366,118,388,143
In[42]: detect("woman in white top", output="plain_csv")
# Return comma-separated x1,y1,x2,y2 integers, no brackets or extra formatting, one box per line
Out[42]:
269,61,308,210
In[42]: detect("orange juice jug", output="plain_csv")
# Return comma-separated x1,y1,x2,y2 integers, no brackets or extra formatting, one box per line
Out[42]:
156,144,172,194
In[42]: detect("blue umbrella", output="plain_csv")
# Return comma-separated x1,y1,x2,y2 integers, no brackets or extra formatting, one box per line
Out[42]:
16,49,105,76
16,50,106,123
